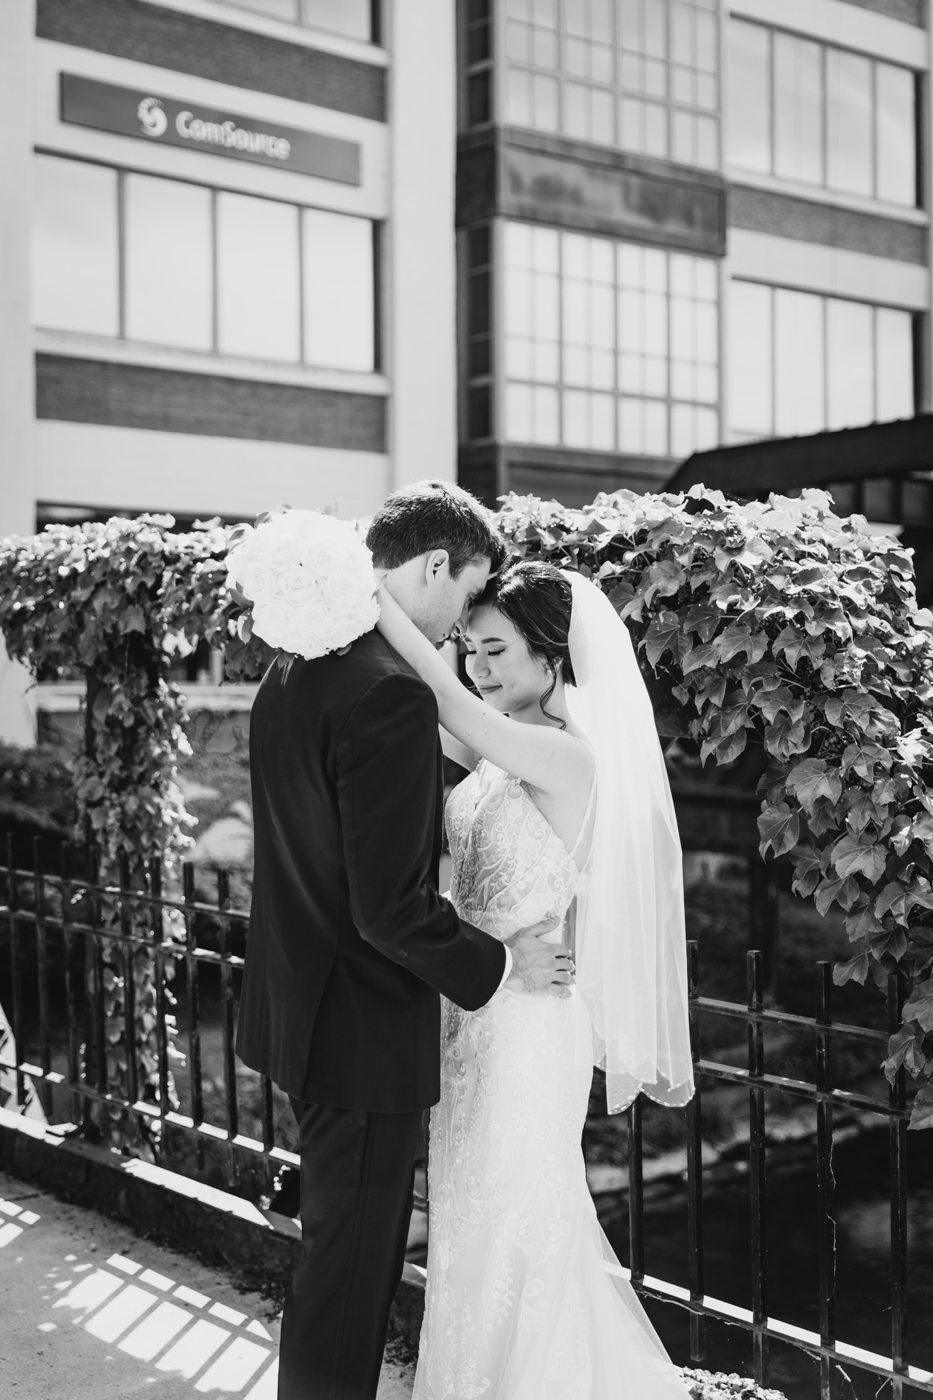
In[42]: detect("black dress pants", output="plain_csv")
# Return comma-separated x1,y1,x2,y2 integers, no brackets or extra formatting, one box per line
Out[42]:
278,1099,423,1400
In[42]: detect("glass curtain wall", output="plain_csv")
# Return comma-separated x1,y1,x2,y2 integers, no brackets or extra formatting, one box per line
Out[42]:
32,154,376,373
504,221,719,457
505,0,720,168
729,280,914,441
727,20,917,206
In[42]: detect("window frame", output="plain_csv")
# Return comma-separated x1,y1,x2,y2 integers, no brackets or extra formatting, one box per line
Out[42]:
32,151,381,376
726,17,921,211
494,0,721,170
501,217,722,460
727,277,917,443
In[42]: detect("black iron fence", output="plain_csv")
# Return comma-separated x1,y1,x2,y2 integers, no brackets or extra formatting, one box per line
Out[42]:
1,836,930,1398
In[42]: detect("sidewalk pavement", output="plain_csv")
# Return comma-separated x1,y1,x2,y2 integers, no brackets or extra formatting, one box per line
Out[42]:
0,1168,416,1400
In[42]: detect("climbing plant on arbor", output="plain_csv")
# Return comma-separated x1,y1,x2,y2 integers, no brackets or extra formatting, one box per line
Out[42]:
0,516,234,1147
2,488,933,1132
495,487,933,1129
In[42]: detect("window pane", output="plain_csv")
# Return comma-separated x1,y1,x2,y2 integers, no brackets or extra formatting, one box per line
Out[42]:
876,307,913,422
728,281,772,438
533,386,560,443
300,0,370,40
32,156,118,336
826,299,873,431
302,209,374,371
827,49,872,198
124,175,212,351
217,193,300,361
774,34,823,185
775,289,824,436
877,64,916,206
507,382,533,442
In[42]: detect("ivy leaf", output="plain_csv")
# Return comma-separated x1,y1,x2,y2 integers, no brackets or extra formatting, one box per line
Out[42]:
119,604,146,634
702,729,748,766
785,758,843,812
758,802,799,858
753,685,797,724
642,560,686,606
845,900,884,940
765,712,809,761
832,832,887,883
833,951,870,985
874,880,909,923
682,641,720,674
717,624,768,666
814,875,860,917
883,1021,927,1082
902,979,933,1033
908,1084,933,1131
642,611,687,669
774,625,827,670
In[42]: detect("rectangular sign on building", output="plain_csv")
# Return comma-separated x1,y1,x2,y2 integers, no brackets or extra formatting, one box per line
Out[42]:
60,73,361,186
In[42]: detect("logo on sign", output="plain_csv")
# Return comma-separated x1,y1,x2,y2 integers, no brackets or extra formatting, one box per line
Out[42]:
137,96,167,138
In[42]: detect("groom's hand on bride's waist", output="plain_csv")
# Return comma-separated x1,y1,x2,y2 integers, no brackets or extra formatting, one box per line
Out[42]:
505,921,574,998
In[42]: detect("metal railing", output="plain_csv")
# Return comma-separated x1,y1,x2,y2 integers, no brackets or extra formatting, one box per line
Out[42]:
1,836,930,1397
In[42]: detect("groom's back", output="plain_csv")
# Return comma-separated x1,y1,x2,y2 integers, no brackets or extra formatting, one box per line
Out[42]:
237,628,444,1112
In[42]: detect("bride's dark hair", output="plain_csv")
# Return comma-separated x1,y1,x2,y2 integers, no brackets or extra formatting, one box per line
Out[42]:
471,560,575,726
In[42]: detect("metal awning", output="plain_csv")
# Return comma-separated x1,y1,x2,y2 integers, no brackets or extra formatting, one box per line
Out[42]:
668,416,933,526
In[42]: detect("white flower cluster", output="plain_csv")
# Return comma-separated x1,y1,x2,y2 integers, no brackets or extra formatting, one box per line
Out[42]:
226,510,380,659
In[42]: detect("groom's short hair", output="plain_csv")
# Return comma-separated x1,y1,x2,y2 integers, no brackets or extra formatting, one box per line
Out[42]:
366,481,505,577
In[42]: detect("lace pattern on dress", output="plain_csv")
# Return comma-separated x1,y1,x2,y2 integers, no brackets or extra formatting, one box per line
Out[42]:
413,763,690,1400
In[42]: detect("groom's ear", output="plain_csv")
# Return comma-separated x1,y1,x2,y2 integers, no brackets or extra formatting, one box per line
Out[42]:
424,549,451,586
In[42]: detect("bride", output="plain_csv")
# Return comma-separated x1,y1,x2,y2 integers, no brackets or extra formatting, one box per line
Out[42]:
376,559,694,1400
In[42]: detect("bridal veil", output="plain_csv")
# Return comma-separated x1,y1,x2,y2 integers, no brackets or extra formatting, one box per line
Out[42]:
563,571,694,1114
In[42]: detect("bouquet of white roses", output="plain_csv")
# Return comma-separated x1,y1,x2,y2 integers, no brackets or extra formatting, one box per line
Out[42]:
225,509,380,660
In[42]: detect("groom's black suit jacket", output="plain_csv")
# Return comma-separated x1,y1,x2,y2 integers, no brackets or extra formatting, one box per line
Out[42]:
236,629,507,1113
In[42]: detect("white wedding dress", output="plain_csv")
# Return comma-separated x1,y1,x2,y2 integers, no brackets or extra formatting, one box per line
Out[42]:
412,759,691,1400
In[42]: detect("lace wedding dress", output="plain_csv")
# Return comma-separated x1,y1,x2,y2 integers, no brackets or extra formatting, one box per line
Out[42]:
412,760,691,1400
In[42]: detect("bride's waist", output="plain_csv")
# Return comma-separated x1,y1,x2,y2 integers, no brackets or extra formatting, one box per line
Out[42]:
452,897,570,942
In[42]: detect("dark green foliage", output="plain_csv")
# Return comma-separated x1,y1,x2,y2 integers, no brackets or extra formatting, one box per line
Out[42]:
495,488,933,1127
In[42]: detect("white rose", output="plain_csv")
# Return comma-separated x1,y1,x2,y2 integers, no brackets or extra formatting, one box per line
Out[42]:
260,516,304,568
280,564,317,601
252,598,294,650
324,568,364,607
241,560,278,606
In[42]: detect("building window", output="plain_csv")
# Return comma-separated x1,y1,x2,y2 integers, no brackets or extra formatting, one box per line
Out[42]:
504,221,719,458
504,0,719,169
225,0,373,42
32,155,377,374
727,20,918,207
729,281,915,442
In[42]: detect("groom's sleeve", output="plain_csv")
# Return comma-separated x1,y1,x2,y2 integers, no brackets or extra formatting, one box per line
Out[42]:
337,671,507,1011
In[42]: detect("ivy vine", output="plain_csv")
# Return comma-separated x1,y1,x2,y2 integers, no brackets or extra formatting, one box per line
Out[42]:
496,487,933,1129
1,489,932,1133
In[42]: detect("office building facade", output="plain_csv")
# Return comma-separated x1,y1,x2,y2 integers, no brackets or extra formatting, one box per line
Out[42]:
0,0,460,741
0,0,930,741
458,0,930,506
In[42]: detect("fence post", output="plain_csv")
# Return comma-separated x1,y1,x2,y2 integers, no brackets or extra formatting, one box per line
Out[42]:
748,950,769,1386
815,961,836,1400
686,939,706,1362
7,833,25,1109
60,841,82,1126
627,1095,645,1287
32,836,52,1118
888,971,908,1400
748,857,779,998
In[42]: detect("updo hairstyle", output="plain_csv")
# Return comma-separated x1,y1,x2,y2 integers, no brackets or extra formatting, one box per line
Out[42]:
471,560,575,725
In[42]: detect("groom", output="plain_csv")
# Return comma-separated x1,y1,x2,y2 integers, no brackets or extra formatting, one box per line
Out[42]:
236,481,573,1400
